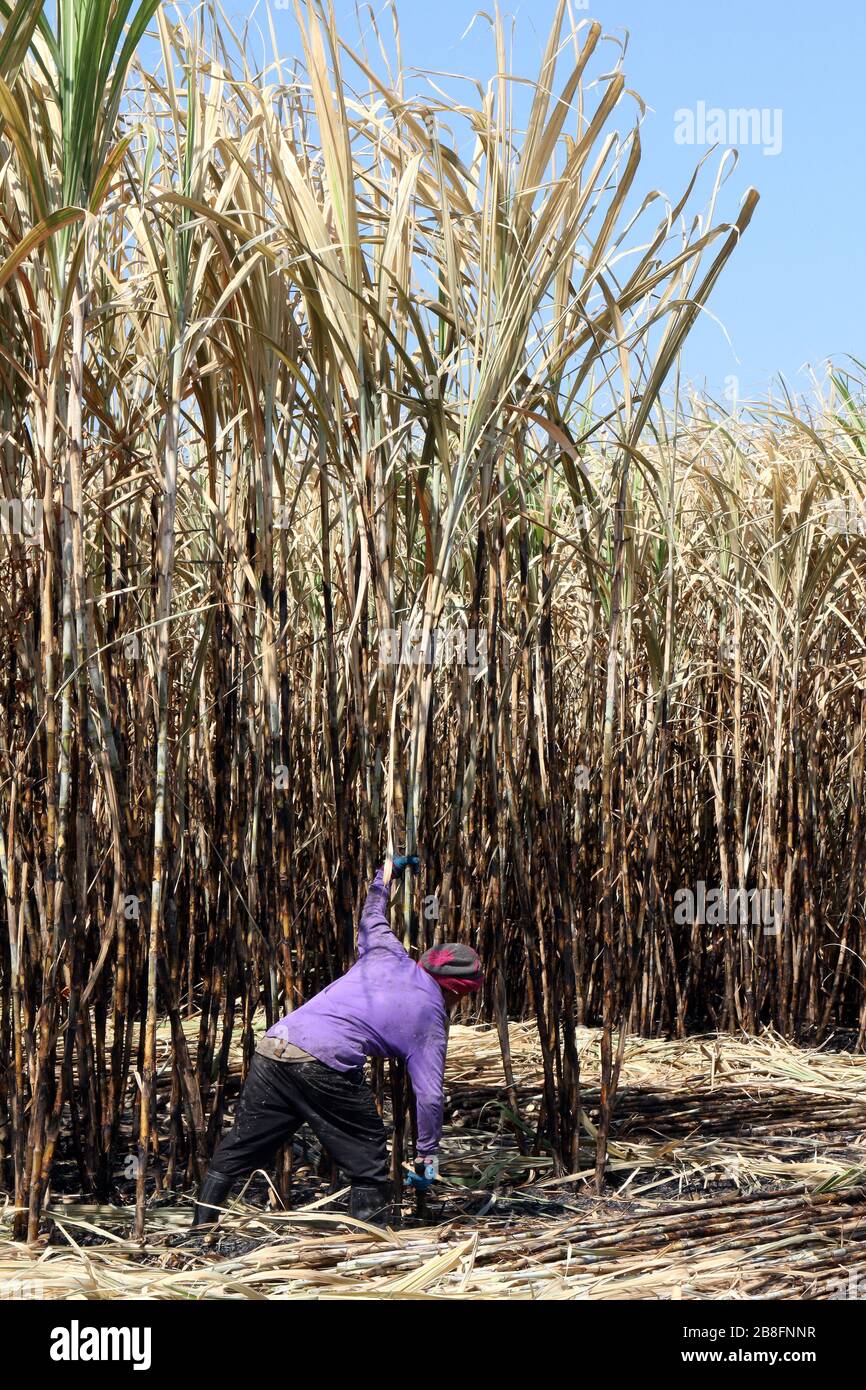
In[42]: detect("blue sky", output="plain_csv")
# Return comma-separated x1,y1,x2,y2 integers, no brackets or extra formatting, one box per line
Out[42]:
210,1,864,400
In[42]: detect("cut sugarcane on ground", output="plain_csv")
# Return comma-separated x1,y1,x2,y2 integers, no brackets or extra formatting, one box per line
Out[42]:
1,1025,864,1299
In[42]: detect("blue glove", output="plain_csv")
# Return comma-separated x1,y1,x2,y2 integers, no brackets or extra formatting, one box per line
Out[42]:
391,854,420,878
406,1157,439,1191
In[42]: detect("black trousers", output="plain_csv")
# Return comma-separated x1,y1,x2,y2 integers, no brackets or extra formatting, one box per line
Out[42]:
209,1054,389,1186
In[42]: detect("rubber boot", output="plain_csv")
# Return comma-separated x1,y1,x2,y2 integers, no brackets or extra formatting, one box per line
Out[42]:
349,1181,393,1228
191,1170,233,1228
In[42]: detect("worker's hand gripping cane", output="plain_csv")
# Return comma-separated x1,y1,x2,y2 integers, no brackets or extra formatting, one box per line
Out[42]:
405,1155,439,1223
406,1155,439,1192
383,853,420,886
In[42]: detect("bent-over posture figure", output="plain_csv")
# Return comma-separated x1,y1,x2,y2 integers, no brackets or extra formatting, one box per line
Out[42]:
192,859,483,1227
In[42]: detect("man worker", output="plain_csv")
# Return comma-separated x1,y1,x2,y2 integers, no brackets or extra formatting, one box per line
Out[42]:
192,855,483,1228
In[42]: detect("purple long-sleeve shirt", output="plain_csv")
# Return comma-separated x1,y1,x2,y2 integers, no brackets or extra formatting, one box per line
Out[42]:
266,870,448,1153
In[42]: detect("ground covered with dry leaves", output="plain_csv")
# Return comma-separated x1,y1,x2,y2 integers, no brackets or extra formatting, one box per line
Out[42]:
2,1025,865,1299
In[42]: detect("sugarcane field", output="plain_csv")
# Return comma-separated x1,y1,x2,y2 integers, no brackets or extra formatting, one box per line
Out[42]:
0,0,864,1353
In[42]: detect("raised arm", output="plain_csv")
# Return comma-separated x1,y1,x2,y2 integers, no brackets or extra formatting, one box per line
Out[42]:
357,856,420,958
357,867,401,958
